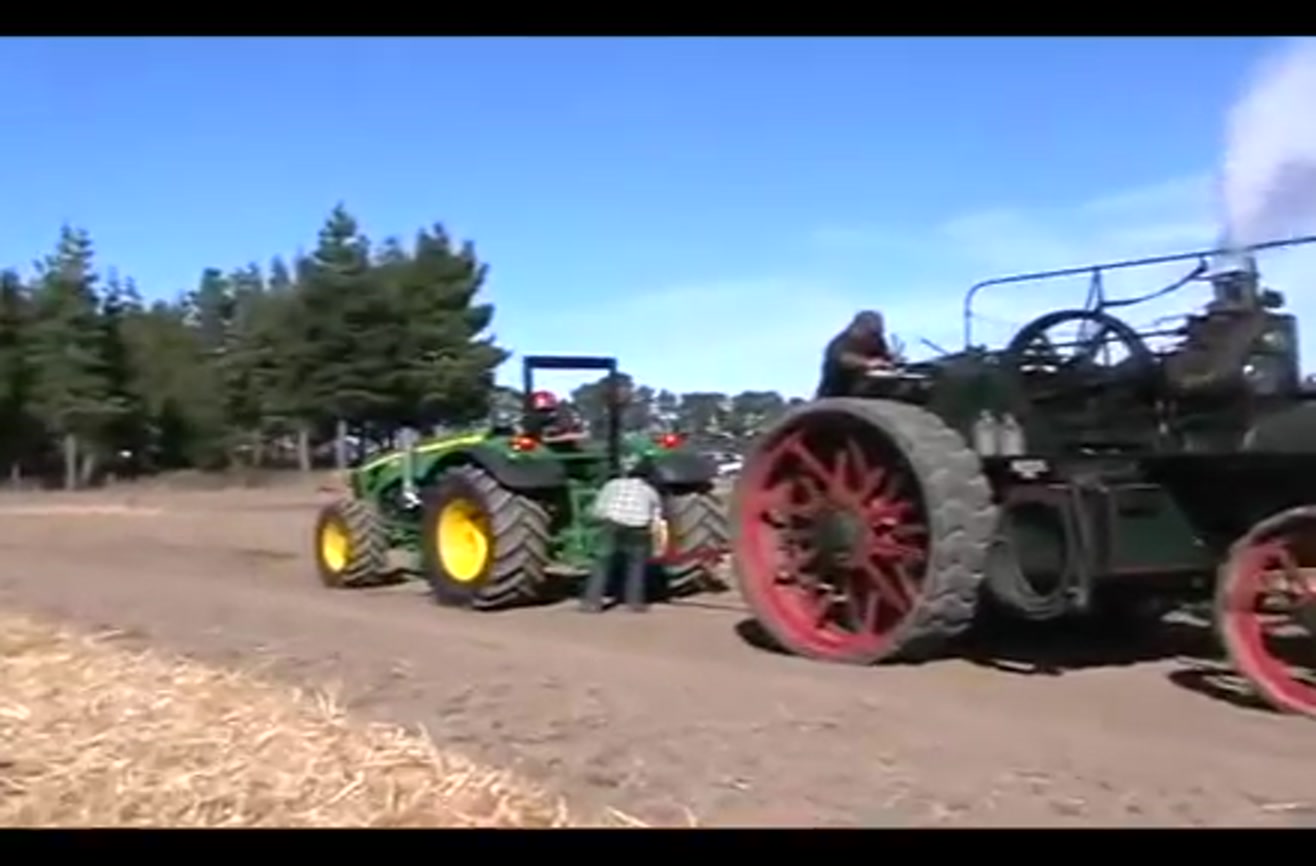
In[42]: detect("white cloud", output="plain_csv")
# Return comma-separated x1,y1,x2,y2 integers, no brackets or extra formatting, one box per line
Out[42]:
497,171,1316,399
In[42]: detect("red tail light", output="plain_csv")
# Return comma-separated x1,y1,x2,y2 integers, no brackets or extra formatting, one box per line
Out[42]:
510,435,538,452
655,432,683,449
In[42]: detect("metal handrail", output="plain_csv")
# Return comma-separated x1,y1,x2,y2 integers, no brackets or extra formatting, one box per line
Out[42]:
960,234,1316,348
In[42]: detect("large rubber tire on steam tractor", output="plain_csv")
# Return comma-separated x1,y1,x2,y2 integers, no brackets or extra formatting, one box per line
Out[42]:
661,488,731,598
731,397,997,664
1216,505,1316,719
419,464,551,610
314,497,388,589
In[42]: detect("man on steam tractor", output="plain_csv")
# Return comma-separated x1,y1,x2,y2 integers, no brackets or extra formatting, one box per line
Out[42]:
815,310,895,398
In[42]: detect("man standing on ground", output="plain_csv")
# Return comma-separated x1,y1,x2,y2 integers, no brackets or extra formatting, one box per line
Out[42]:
580,466,665,613
815,310,895,398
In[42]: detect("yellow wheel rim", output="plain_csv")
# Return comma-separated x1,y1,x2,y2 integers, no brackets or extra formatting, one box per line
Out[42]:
320,518,350,573
437,498,491,583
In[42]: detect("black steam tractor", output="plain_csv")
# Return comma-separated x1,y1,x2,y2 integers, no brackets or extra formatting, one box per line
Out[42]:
730,235,1316,718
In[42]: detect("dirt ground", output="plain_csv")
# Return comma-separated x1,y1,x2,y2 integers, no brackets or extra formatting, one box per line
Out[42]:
1,484,1314,827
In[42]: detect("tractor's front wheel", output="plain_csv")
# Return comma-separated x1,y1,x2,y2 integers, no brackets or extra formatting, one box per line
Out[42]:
314,498,388,589
1216,505,1316,719
731,398,996,664
661,488,731,598
419,465,552,610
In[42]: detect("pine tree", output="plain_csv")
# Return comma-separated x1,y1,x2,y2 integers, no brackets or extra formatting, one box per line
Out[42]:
97,269,147,474
294,205,389,465
26,226,115,488
394,224,507,428
0,270,34,480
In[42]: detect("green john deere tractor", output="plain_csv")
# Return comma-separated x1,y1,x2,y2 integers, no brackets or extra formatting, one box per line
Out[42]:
312,354,729,609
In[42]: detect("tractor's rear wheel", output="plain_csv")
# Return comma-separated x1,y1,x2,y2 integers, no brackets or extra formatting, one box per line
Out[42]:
661,488,731,598
731,398,996,664
1216,505,1316,719
420,465,551,610
314,497,388,589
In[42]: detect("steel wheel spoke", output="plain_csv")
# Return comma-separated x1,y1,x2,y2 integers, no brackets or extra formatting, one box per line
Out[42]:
760,480,821,523
758,481,793,522
868,497,914,525
891,523,927,542
858,468,889,502
846,578,881,632
1275,546,1304,589
782,436,842,496
857,557,913,613
872,536,926,566
834,446,854,493
845,440,871,492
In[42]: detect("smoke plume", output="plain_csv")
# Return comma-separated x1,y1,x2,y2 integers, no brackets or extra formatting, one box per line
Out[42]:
1221,37,1316,250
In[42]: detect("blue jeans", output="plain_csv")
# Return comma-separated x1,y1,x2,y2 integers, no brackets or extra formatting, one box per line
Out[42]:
580,522,651,611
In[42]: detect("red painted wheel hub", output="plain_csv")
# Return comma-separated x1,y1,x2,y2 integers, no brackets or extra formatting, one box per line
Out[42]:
734,412,930,662
1218,512,1316,718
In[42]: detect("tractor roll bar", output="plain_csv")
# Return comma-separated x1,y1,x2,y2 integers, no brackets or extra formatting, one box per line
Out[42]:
520,355,618,372
520,354,622,477
960,234,1316,348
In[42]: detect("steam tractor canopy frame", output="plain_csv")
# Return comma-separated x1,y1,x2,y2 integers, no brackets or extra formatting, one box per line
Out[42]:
313,352,729,613
731,234,1316,719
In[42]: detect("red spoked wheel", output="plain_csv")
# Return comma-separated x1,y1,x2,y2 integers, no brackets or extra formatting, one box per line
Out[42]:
1217,505,1316,719
731,398,996,665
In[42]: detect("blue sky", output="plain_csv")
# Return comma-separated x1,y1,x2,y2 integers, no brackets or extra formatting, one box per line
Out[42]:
0,36,1306,397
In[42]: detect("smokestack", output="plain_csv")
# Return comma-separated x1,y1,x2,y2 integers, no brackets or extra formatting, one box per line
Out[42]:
1208,247,1260,308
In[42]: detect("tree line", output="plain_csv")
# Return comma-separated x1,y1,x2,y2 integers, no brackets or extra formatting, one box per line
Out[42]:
0,206,798,489
546,378,801,453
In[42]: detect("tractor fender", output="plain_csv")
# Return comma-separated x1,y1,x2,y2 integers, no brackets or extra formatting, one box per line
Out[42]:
431,445,567,492
640,451,718,488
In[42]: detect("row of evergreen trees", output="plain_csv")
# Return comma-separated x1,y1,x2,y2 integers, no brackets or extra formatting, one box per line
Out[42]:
1,204,814,489
0,206,505,488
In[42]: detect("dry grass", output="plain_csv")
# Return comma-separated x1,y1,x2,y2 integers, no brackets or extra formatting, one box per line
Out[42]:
0,609,585,828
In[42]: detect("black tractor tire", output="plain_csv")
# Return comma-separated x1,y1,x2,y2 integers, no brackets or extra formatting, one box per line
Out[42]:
419,464,552,610
314,497,388,589
662,488,731,598
733,397,997,665
981,488,1080,623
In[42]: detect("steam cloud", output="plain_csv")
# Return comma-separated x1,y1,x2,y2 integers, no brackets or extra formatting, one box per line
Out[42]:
1221,37,1316,249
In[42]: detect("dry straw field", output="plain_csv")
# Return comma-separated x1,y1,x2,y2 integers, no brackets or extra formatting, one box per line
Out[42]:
0,608,613,828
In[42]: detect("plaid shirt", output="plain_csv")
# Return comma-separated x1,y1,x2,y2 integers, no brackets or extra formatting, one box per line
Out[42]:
591,477,664,529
